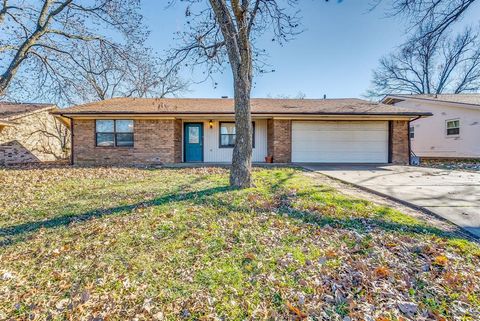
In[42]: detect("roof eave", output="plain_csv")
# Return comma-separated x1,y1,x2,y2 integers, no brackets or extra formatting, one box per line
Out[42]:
0,120,17,127
382,95,480,110
54,111,432,118
4,105,57,121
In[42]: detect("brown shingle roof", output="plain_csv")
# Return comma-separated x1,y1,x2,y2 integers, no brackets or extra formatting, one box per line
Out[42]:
0,102,56,120
384,94,480,109
55,98,430,116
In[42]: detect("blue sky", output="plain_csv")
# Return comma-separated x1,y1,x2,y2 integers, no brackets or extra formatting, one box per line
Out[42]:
141,1,480,99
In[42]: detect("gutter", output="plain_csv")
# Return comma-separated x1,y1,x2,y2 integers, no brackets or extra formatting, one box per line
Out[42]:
53,111,433,117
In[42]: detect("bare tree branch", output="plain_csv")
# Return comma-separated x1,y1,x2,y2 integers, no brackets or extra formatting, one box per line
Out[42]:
366,25,480,99
165,0,303,187
385,0,477,40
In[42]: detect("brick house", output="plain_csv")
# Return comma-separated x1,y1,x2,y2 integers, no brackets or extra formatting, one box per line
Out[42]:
53,98,431,166
0,102,69,165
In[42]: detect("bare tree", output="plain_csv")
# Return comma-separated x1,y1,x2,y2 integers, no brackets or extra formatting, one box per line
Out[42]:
166,0,302,188
386,0,477,39
14,41,189,106
0,0,146,97
367,26,480,98
71,46,189,102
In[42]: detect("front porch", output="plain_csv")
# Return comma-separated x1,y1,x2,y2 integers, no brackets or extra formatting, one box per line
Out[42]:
181,119,269,163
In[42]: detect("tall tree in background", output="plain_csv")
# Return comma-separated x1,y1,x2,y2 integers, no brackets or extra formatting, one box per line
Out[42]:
368,0,480,97
0,0,186,105
367,25,480,98
388,0,477,39
166,0,302,188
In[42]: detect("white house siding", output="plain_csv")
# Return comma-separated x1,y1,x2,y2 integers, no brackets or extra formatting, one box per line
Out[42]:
394,100,480,158
183,119,267,162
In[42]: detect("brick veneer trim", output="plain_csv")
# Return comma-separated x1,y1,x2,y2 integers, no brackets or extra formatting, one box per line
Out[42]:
267,119,291,163
390,120,410,165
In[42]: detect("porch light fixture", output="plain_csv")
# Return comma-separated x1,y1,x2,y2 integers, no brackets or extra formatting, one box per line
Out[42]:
209,120,213,128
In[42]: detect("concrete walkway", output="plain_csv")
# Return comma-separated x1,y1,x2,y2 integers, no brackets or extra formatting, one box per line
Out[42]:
301,164,480,237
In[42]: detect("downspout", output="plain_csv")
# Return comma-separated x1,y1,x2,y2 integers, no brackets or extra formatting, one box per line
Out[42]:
408,116,422,165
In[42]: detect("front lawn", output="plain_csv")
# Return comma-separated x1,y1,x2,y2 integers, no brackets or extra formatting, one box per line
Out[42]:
1,166,479,320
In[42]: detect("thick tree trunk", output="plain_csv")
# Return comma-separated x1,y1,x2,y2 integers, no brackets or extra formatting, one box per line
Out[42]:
230,74,252,188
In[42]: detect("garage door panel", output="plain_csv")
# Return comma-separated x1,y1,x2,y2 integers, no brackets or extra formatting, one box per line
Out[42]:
292,121,389,163
296,121,387,131
293,144,387,153
294,131,387,142
296,152,387,163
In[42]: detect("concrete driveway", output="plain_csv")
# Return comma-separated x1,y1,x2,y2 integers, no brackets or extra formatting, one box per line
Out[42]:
301,164,480,237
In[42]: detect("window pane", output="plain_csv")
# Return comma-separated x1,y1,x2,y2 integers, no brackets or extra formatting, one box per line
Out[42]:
116,133,134,147
96,120,114,133
220,123,235,135
188,127,199,144
221,134,235,146
447,128,460,135
96,133,115,146
447,120,459,129
116,120,134,133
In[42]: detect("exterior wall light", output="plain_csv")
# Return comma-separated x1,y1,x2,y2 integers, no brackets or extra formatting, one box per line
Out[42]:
209,120,213,128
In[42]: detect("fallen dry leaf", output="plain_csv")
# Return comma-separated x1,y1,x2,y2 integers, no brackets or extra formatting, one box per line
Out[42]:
286,301,307,319
433,255,448,267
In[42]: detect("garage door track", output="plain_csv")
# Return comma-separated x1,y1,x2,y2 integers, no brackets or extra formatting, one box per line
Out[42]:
302,164,480,238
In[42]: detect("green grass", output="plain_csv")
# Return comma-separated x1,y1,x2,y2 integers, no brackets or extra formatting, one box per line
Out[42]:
0,166,479,320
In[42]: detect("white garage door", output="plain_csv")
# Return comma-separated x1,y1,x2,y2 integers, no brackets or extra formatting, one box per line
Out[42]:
292,121,389,163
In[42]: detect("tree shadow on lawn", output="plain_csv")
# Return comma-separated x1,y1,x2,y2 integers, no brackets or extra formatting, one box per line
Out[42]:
208,190,472,243
1,172,475,248
0,185,231,247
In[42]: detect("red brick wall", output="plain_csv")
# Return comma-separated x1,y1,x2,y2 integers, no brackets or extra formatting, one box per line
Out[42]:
72,119,181,165
267,119,291,163
173,119,182,163
391,120,410,165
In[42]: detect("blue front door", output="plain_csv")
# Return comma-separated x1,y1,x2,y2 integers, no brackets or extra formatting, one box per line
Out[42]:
184,123,203,162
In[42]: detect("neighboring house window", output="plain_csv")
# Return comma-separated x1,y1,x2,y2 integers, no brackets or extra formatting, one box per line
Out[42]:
219,122,255,148
95,120,134,147
446,119,460,136
409,126,414,139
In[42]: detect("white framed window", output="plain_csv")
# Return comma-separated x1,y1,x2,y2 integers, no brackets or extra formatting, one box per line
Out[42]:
95,120,134,147
409,126,414,139
219,122,255,148
446,119,460,136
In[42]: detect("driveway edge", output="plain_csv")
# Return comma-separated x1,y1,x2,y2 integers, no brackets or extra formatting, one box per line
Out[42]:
301,166,479,242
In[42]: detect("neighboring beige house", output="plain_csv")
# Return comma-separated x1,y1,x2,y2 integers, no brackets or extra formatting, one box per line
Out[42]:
53,97,430,166
383,94,480,159
0,102,70,165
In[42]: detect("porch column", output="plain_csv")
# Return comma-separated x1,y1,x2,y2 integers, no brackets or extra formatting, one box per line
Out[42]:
390,120,409,165
267,119,291,163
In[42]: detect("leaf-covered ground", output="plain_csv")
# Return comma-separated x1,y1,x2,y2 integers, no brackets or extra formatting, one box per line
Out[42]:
0,166,479,321
421,159,480,172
